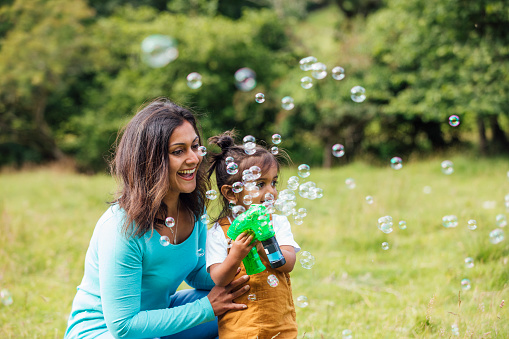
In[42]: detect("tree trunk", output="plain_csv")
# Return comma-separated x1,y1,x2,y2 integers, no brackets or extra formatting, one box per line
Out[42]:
477,115,487,156
322,141,333,168
489,115,508,152
32,90,64,160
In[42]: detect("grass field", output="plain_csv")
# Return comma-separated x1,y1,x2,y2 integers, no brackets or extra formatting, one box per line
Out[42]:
1,156,508,338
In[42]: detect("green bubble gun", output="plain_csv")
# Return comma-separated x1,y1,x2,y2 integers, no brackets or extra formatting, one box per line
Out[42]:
227,204,286,275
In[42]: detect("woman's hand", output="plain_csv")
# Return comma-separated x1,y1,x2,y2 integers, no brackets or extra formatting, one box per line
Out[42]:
207,271,250,316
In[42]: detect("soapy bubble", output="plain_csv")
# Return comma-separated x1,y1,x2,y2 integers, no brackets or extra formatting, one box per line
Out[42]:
270,146,279,155
442,215,458,228
299,251,316,269
299,56,317,71
232,205,246,218
296,295,309,308
301,76,313,89
248,294,257,301
311,62,327,79
464,257,474,268
267,274,279,287
197,248,205,257
206,190,218,200
255,93,265,103
351,86,366,102
378,216,393,234
342,329,353,339
441,160,454,175
200,214,209,225
331,66,346,80
232,182,244,193
234,68,256,92
345,178,356,189
449,115,460,127
467,219,477,230
332,144,345,157
186,72,202,89
165,217,175,228
298,164,311,178
496,214,507,227
141,35,178,68
243,195,253,206
225,156,234,165
281,96,295,110
390,157,403,170
399,220,407,229
160,236,170,246
382,242,389,250
298,208,307,218
197,146,207,156
0,289,13,306
227,162,239,175
489,229,504,244
461,278,471,290
272,134,282,144
366,196,374,205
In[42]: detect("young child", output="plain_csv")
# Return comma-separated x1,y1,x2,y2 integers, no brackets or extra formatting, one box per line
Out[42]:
205,131,300,339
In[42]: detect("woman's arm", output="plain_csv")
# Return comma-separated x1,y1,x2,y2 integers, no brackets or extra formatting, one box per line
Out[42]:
98,217,215,338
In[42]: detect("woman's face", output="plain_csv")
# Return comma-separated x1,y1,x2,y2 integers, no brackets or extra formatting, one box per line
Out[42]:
167,121,202,195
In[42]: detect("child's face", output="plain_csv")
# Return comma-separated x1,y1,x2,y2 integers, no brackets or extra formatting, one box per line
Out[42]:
236,164,278,209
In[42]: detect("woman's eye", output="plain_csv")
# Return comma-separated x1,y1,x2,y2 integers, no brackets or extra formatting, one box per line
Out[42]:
192,144,200,150
272,181,278,187
172,150,183,155
256,182,264,188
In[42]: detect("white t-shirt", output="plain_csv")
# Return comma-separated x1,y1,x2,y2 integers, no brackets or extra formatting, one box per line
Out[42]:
205,214,300,272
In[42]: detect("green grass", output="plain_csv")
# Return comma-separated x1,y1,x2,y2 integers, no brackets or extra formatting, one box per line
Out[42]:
1,156,508,338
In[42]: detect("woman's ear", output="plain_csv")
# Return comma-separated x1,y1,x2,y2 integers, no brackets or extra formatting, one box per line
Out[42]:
221,185,237,204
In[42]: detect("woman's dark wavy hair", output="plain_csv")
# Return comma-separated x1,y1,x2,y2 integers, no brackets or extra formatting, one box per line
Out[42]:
110,97,209,238
206,130,289,224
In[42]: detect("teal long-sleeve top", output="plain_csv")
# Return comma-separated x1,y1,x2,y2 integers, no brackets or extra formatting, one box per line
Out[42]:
64,204,215,338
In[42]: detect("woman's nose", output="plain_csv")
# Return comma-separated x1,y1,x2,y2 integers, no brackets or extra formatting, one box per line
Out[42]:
188,148,200,164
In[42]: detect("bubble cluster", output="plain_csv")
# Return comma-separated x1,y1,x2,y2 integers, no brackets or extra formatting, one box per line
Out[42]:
311,62,327,80
331,66,345,80
449,115,460,127
197,146,207,156
378,216,393,234
464,257,474,268
206,189,218,200
296,295,309,308
442,215,458,228
489,229,504,244
234,67,256,92
299,251,316,269
399,220,407,230
232,205,246,218
227,162,239,175
160,235,170,247
297,164,310,178
141,35,178,68
267,274,279,287
299,56,317,71
351,86,366,103
366,196,374,205
441,160,454,175
0,289,13,306
281,96,295,110
186,72,202,89
255,93,265,103
461,278,471,290
467,219,477,230
390,157,403,170
382,242,389,250
332,144,345,157
165,217,175,228
301,76,313,89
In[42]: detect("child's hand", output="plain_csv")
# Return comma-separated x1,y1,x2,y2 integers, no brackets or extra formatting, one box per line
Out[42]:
229,232,255,262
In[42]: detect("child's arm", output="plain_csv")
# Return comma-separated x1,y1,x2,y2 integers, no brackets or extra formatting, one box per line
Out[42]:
256,243,296,273
209,232,255,287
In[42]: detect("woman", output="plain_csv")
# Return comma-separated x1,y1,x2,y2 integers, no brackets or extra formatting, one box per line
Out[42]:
64,98,250,339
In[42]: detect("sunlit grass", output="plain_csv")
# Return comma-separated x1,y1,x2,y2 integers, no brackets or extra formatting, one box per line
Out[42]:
0,156,508,338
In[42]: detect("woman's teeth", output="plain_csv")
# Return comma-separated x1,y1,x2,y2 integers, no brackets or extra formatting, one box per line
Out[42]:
178,168,196,175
